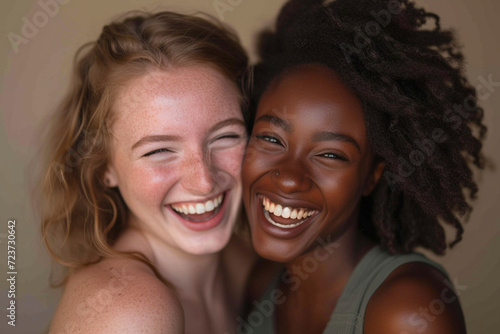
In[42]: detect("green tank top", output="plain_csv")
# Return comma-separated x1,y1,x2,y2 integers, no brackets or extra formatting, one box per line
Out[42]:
246,246,449,334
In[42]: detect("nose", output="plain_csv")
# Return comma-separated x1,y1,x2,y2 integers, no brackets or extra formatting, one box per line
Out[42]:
182,154,216,196
271,160,312,194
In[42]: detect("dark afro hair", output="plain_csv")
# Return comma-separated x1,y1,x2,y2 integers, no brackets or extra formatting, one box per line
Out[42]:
248,0,487,255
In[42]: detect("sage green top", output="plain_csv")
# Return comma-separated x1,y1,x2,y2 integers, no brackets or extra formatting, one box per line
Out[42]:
247,246,449,334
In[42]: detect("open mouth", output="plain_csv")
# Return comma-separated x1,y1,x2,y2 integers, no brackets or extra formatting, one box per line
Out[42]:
260,195,318,229
171,193,224,222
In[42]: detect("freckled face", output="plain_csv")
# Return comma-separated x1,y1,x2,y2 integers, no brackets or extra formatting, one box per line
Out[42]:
106,66,247,255
242,64,378,262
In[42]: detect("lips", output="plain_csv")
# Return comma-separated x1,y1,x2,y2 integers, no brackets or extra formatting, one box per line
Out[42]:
257,194,319,235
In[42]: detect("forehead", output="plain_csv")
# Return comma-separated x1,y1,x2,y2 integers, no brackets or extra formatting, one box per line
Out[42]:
115,66,239,117
257,64,367,136
111,66,242,135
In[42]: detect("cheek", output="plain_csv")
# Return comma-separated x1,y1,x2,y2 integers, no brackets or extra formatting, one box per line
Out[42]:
122,164,178,205
321,168,364,210
214,144,246,177
242,151,258,189
242,145,272,182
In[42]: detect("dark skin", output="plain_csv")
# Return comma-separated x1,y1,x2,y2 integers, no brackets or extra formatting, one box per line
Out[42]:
243,64,465,333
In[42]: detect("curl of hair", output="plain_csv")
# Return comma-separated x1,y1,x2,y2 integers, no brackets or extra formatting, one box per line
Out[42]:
37,11,248,284
249,0,486,254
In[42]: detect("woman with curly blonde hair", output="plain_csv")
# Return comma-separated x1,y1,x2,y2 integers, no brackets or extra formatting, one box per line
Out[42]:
39,11,255,333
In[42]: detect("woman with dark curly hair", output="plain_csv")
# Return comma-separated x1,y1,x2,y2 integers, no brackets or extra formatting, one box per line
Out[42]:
242,0,485,332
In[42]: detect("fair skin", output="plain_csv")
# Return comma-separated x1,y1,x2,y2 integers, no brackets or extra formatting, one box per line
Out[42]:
49,65,256,334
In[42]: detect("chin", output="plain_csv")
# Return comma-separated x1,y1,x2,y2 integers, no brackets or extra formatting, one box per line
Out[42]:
181,227,234,255
251,231,295,263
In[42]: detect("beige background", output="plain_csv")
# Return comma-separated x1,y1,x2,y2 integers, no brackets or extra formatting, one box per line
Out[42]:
0,0,499,333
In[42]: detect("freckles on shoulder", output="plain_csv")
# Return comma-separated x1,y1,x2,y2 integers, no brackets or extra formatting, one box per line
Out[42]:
49,260,184,334
364,262,465,334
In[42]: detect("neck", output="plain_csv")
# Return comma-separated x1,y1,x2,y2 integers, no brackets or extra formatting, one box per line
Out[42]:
154,241,223,298
117,219,225,302
283,217,374,296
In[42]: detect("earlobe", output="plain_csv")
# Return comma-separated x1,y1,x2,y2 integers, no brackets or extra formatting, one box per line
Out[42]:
103,165,119,188
363,160,385,196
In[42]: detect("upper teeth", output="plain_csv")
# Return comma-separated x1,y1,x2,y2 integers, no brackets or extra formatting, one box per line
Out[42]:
172,194,223,215
262,196,316,220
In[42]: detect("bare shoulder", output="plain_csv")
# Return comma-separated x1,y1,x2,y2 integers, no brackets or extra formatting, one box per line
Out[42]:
364,262,465,334
49,257,183,334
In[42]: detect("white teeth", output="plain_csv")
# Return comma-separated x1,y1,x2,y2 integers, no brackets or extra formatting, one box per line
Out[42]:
264,210,307,229
260,196,316,221
195,203,205,214
171,193,224,215
205,200,214,212
274,204,283,216
282,207,291,219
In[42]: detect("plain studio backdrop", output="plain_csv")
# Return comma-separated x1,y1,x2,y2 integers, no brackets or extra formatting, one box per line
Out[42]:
1,0,499,333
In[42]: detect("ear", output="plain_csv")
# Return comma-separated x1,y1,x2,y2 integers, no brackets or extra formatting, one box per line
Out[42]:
103,164,119,188
362,159,385,196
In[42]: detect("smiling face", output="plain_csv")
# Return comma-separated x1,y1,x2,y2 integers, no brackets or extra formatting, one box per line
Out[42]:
242,64,384,262
105,66,247,255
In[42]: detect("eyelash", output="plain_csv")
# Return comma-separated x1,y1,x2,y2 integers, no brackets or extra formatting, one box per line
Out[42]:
216,134,241,141
321,152,348,161
211,133,243,148
255,135,348,161
256,134,281,145
142,134,242,157
143,148,171,157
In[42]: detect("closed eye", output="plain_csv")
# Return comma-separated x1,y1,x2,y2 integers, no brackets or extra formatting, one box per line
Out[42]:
211,133,245,149
216,134,241,141
143,148,172,157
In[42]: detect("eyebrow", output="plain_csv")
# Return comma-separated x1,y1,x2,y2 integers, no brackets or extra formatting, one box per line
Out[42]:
254,115,292,133
312,131,361,152
208,118,246,133
131,118,245,150
131,135,182,150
